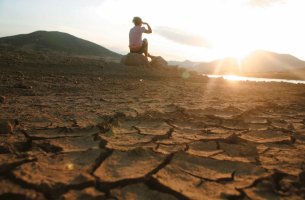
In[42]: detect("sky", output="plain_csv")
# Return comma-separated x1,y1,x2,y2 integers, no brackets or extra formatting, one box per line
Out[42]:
0,0,304,61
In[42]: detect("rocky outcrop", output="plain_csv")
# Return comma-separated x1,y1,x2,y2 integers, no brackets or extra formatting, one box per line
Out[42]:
120,53,150,67
121,54,173,70
150,56,168,68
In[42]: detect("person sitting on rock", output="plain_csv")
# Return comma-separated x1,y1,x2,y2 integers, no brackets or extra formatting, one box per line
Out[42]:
129,16,153,59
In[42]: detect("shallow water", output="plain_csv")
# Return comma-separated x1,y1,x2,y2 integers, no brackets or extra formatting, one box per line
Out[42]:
206,74,305,84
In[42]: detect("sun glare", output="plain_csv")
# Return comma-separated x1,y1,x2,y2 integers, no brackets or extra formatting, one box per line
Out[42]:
232,49,253,73
225,75,245,81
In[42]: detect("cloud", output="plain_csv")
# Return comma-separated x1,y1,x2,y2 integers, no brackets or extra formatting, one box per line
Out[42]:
155,26,210,48
246,0,287,7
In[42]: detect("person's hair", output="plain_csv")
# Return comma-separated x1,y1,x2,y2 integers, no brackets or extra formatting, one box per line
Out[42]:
132,17,142,26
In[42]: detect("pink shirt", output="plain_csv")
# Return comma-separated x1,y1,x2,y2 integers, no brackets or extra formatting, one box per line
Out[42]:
129,26,146,47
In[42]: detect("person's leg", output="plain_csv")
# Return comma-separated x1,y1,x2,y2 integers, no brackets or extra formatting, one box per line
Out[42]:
130,39,154,58
142,39,155,58
142,39,148,57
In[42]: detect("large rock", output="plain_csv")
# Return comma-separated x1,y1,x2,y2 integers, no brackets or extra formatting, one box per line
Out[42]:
150,56,168,68
121,53,150,67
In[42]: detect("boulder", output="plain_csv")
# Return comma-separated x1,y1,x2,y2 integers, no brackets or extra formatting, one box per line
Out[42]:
121,53,150,67
0,120,13,134
150,56,168,68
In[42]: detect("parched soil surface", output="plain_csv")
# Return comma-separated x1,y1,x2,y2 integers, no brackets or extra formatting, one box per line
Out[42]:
1,52,305,200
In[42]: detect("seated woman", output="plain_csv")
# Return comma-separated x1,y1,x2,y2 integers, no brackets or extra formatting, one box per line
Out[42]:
129,16,153,58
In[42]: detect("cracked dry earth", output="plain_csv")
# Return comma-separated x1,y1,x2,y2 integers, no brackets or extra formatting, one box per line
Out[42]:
1,66,305,200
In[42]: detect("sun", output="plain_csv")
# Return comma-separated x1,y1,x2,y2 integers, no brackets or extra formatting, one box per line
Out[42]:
230,49,253,74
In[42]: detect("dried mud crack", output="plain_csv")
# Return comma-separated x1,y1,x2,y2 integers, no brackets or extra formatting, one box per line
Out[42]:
1,57,305,199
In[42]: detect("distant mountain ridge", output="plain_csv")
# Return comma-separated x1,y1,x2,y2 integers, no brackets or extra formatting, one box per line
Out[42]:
0,31,121,58
168,60,200,68
171,50,305,75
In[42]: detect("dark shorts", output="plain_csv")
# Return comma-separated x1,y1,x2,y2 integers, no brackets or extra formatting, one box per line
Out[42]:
130,39,148,54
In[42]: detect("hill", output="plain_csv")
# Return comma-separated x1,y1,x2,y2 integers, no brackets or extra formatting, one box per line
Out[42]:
168,60,200,68
193,50,305,75
0,31,121,59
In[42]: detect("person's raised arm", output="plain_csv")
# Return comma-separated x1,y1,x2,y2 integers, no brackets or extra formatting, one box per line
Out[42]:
142,22,152,34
